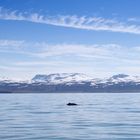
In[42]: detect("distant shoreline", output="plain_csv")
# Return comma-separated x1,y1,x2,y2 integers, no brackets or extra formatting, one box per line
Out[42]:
1,91,140,94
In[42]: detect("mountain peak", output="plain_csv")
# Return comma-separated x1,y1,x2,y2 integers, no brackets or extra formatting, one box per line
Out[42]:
111,74,129,79
32,73,92,84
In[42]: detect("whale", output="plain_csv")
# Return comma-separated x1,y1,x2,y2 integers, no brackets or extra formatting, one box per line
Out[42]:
67,103,78,106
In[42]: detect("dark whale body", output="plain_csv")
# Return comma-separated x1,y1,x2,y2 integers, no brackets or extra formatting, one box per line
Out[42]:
67,103,78,106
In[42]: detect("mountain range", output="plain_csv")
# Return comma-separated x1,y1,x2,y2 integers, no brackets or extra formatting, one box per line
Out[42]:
1,73,140,93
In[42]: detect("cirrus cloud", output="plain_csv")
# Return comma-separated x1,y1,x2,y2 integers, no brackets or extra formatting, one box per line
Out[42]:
0,7,140,34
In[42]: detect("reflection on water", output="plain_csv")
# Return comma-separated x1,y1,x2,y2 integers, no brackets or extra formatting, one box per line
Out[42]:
0,93,140,139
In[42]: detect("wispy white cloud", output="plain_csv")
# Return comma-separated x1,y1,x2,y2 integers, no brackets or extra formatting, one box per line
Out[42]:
0,40,121,61
128,17,140,22
1,39,140,62
13,61,67,66
0,7,140,34
0,39,120,59
1,39,140,78
36,44,112,57
0,39,25,47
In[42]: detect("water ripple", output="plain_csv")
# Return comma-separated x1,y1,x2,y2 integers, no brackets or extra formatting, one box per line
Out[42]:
0,93,140,139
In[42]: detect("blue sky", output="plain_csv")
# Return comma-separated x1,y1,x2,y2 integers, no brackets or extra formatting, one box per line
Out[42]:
0,0,140,80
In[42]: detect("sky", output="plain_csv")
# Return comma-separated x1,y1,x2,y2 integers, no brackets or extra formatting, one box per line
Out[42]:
0,0,140,80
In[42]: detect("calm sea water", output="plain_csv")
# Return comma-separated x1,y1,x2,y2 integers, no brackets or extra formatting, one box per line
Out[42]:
0,93,140,140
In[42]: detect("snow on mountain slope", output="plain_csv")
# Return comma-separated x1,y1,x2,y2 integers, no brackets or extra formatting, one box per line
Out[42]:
1,73,140,86
1,73,140,93
107,74,140,83
32,73,93,84
90,74,140,86
32,73,140,86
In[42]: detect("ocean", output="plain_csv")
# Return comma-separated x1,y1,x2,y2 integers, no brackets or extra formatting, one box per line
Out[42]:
0,93,140,140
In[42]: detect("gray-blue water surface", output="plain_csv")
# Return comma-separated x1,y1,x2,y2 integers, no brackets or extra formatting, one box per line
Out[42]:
0,93,140,140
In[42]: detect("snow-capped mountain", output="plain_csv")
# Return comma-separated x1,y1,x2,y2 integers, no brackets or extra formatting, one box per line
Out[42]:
1,73,140,93
107,74,140,84
32,73,93,84
33,73,140,85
